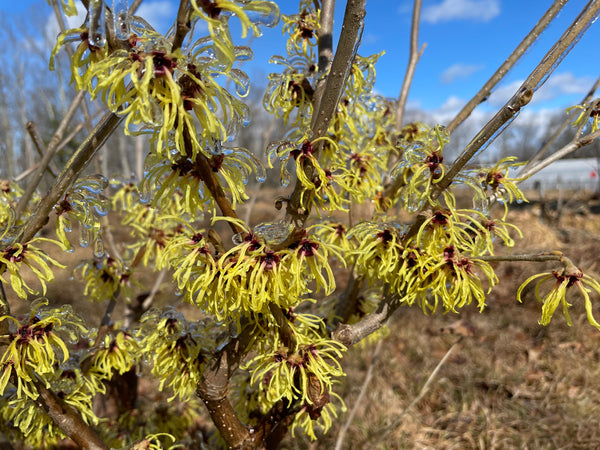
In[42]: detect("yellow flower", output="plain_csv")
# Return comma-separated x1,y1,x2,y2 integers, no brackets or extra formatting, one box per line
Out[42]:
418,245,498,314
264,59,315,126
138,308,208,401
467,156,527,218
0,298,86,399
517,263,600,330
191,0,280,68
281,3,320,58
77,256,133,302
0,238,65,299
390,125,449,210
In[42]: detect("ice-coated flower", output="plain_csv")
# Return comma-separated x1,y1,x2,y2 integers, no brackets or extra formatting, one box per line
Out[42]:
0,238,65,299
0,299,87,399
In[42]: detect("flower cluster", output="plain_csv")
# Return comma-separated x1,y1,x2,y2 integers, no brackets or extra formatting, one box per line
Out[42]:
53,174,110,253
137,308,212,401
390,124,449,211
160,221,339,321
0,238,64,300
518,260,600,329
244,309,346,439
0,299,87,398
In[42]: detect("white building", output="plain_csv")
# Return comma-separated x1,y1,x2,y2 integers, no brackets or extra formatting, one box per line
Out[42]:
515,158,600,191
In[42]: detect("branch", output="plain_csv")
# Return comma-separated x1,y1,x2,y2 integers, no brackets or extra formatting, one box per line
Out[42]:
171,0,191,52
18,111,123,244
331,269,364,327
310,0,336,123
317,0,335,73
310,0,365,140
129,0,144,15
332,288,400,348
196,322,254,448
518,128,600,180
445,0,567,134
404,1,600,240
521,76,600,172
25,122,59,178
14,90,86,222
287,0,366,222
478,252,565,263
34,379,108,450
395,0,425,130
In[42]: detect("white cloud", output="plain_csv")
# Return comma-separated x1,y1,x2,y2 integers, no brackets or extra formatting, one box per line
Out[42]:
422,0,500,24
441,63,484,84
488,73,595,107
534,72,595,103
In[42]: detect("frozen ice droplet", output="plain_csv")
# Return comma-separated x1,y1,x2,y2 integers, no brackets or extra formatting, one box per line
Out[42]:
88,0,107,48
79,226,91,248
113,0,130,40
93,233,105,258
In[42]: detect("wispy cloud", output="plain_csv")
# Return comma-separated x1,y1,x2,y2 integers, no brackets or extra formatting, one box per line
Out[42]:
422,0,500,24
441,63,484,84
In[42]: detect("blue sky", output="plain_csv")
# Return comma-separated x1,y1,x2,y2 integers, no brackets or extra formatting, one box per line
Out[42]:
2,0,598,119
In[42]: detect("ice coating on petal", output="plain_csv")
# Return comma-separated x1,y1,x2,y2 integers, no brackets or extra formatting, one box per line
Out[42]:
243,1,280,28
230,68,250,97
253,221,293,245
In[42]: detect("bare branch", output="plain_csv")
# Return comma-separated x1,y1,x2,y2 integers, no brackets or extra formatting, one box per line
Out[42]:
129,0,144,15
196,323,255,448
518,128,600,180
445,0,568,134
14,90,86,222
332,289,400,348
317,0,335,72
171,0,191,52
19,111,123,244
310,0,365,140
288,0,366,222
34,379,109,450
310,0,336,123
25,122,59,178
521,76,600,172
395,0,425,130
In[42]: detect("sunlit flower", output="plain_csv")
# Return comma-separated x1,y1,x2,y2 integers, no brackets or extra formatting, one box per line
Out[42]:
0,298,86,399
77,255,133,302
191,0,280,68
53,174,109,252
0,238,65,299
390,125,449,210
281,4,320,58
418,245,498,313
567,101,600,133
517,262,600,329
468,157,527,218
85,332,140,384
264,56,315,126
138,308,207,401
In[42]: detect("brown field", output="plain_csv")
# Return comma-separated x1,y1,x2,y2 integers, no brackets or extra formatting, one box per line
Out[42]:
4,189,600,449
